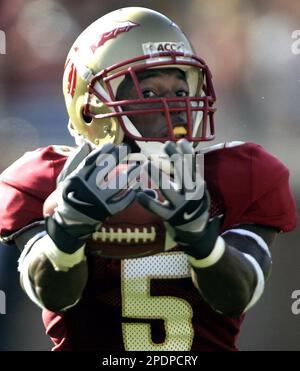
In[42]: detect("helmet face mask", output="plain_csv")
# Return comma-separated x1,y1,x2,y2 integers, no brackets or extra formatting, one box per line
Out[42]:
63,7,216,150
85,52,216,143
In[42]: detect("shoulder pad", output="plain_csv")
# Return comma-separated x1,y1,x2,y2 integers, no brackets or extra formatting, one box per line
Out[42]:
197,141,245,154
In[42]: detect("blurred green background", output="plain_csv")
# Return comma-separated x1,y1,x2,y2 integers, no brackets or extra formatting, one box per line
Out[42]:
0,0,299,350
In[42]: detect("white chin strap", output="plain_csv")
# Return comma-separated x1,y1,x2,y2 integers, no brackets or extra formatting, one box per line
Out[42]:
122,115,167,158
136,140,165,157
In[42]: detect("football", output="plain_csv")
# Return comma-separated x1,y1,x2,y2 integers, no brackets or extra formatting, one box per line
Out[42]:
87,200,171,259
43,191,176,260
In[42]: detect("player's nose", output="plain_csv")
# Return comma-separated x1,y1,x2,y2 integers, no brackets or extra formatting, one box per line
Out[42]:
167,101,187,124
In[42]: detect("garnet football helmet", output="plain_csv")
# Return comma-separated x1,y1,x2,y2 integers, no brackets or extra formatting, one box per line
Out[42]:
63,7,216,156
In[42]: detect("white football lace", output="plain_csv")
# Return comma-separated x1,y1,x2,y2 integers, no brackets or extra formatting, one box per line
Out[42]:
92,226,156,243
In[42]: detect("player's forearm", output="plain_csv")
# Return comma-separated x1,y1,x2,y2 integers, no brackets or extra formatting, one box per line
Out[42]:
190,241,259,316
191,248,257,316
18,232,88,312
28,252,88,312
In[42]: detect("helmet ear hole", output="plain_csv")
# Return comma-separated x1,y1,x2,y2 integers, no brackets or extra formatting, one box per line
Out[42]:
82,110,92,124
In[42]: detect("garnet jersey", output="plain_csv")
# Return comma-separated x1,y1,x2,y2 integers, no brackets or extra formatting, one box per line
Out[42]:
0,142,297,351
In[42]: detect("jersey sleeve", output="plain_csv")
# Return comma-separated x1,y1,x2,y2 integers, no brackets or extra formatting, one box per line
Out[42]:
0,146,68,243
238,144,297,231
219,143,297,233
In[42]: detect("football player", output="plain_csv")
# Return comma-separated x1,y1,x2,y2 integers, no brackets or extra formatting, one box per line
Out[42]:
0,7,297,351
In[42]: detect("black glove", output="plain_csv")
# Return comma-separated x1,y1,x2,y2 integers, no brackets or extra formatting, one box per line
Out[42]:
137,139,221,259
46,143,139,253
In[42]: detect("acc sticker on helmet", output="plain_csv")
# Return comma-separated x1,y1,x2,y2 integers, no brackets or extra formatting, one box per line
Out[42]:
142,42,187,55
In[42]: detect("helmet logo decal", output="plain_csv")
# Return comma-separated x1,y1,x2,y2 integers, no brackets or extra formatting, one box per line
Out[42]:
142,42,187,55
67,62,77,98
90,21,139,53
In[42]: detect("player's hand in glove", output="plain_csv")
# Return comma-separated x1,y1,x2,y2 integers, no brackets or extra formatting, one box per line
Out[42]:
46,142,139,254
136,139,221,260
